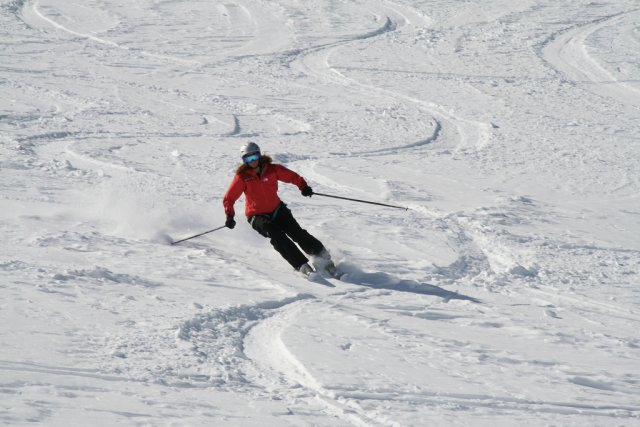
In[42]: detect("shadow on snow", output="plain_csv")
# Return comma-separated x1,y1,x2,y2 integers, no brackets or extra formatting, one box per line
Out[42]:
338,263,481,303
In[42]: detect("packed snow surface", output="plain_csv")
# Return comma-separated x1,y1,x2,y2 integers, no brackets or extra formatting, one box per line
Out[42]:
1,0,640,425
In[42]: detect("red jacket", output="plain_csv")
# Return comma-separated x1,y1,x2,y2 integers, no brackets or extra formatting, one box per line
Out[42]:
223,161,308,217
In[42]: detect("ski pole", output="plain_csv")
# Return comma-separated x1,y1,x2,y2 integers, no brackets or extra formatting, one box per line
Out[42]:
313,192,409,211
171,225,227,245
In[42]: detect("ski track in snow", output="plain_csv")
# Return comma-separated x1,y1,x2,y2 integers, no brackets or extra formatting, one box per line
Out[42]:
244,297,383,427
287,2,493,157
174,293,317,387
21,0,201,66
541,8,640,107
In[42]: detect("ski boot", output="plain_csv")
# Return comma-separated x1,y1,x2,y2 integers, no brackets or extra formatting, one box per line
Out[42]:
298,263,315,277
312,249,341,279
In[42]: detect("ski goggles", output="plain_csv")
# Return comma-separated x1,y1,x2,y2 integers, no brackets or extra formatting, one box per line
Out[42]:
242,152,261,163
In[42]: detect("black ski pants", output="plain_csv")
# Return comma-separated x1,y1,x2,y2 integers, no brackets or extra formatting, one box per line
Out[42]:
249,202,324,270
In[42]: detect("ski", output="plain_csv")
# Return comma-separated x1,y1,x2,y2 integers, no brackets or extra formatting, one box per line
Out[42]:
323,261,345,280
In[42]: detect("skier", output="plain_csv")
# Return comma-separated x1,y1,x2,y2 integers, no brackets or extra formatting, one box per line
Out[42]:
223,142,336,277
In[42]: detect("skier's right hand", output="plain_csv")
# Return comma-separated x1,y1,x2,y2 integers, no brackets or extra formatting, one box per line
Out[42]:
225,216,236,229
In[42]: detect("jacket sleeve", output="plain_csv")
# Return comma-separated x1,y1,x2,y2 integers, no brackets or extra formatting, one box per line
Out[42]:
223,174,245,217
274,164,307,190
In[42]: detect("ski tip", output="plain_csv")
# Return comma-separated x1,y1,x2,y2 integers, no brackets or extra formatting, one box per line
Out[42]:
327,267,345,281
152,232,174,245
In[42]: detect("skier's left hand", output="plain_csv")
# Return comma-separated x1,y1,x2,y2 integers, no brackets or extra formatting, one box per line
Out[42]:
301,186,313,197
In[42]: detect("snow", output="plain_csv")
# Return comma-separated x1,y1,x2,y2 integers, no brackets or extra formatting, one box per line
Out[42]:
1,0,639,425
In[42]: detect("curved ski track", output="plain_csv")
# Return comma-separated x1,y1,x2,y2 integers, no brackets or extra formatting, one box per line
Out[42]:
540,8,640,107
175,290,392,426
287,2,492,156
20,0,201,66
243,295,384,427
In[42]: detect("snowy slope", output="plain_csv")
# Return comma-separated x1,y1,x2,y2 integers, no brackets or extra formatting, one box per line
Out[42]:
1,0,639,425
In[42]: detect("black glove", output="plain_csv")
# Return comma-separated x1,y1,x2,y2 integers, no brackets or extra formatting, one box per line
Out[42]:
301,186,313,197
225,216,236,229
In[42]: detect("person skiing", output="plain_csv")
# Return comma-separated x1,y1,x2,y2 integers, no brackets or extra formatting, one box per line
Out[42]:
223,142,336,277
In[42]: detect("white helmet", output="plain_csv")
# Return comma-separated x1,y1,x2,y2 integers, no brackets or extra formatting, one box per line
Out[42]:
240,142,260,157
